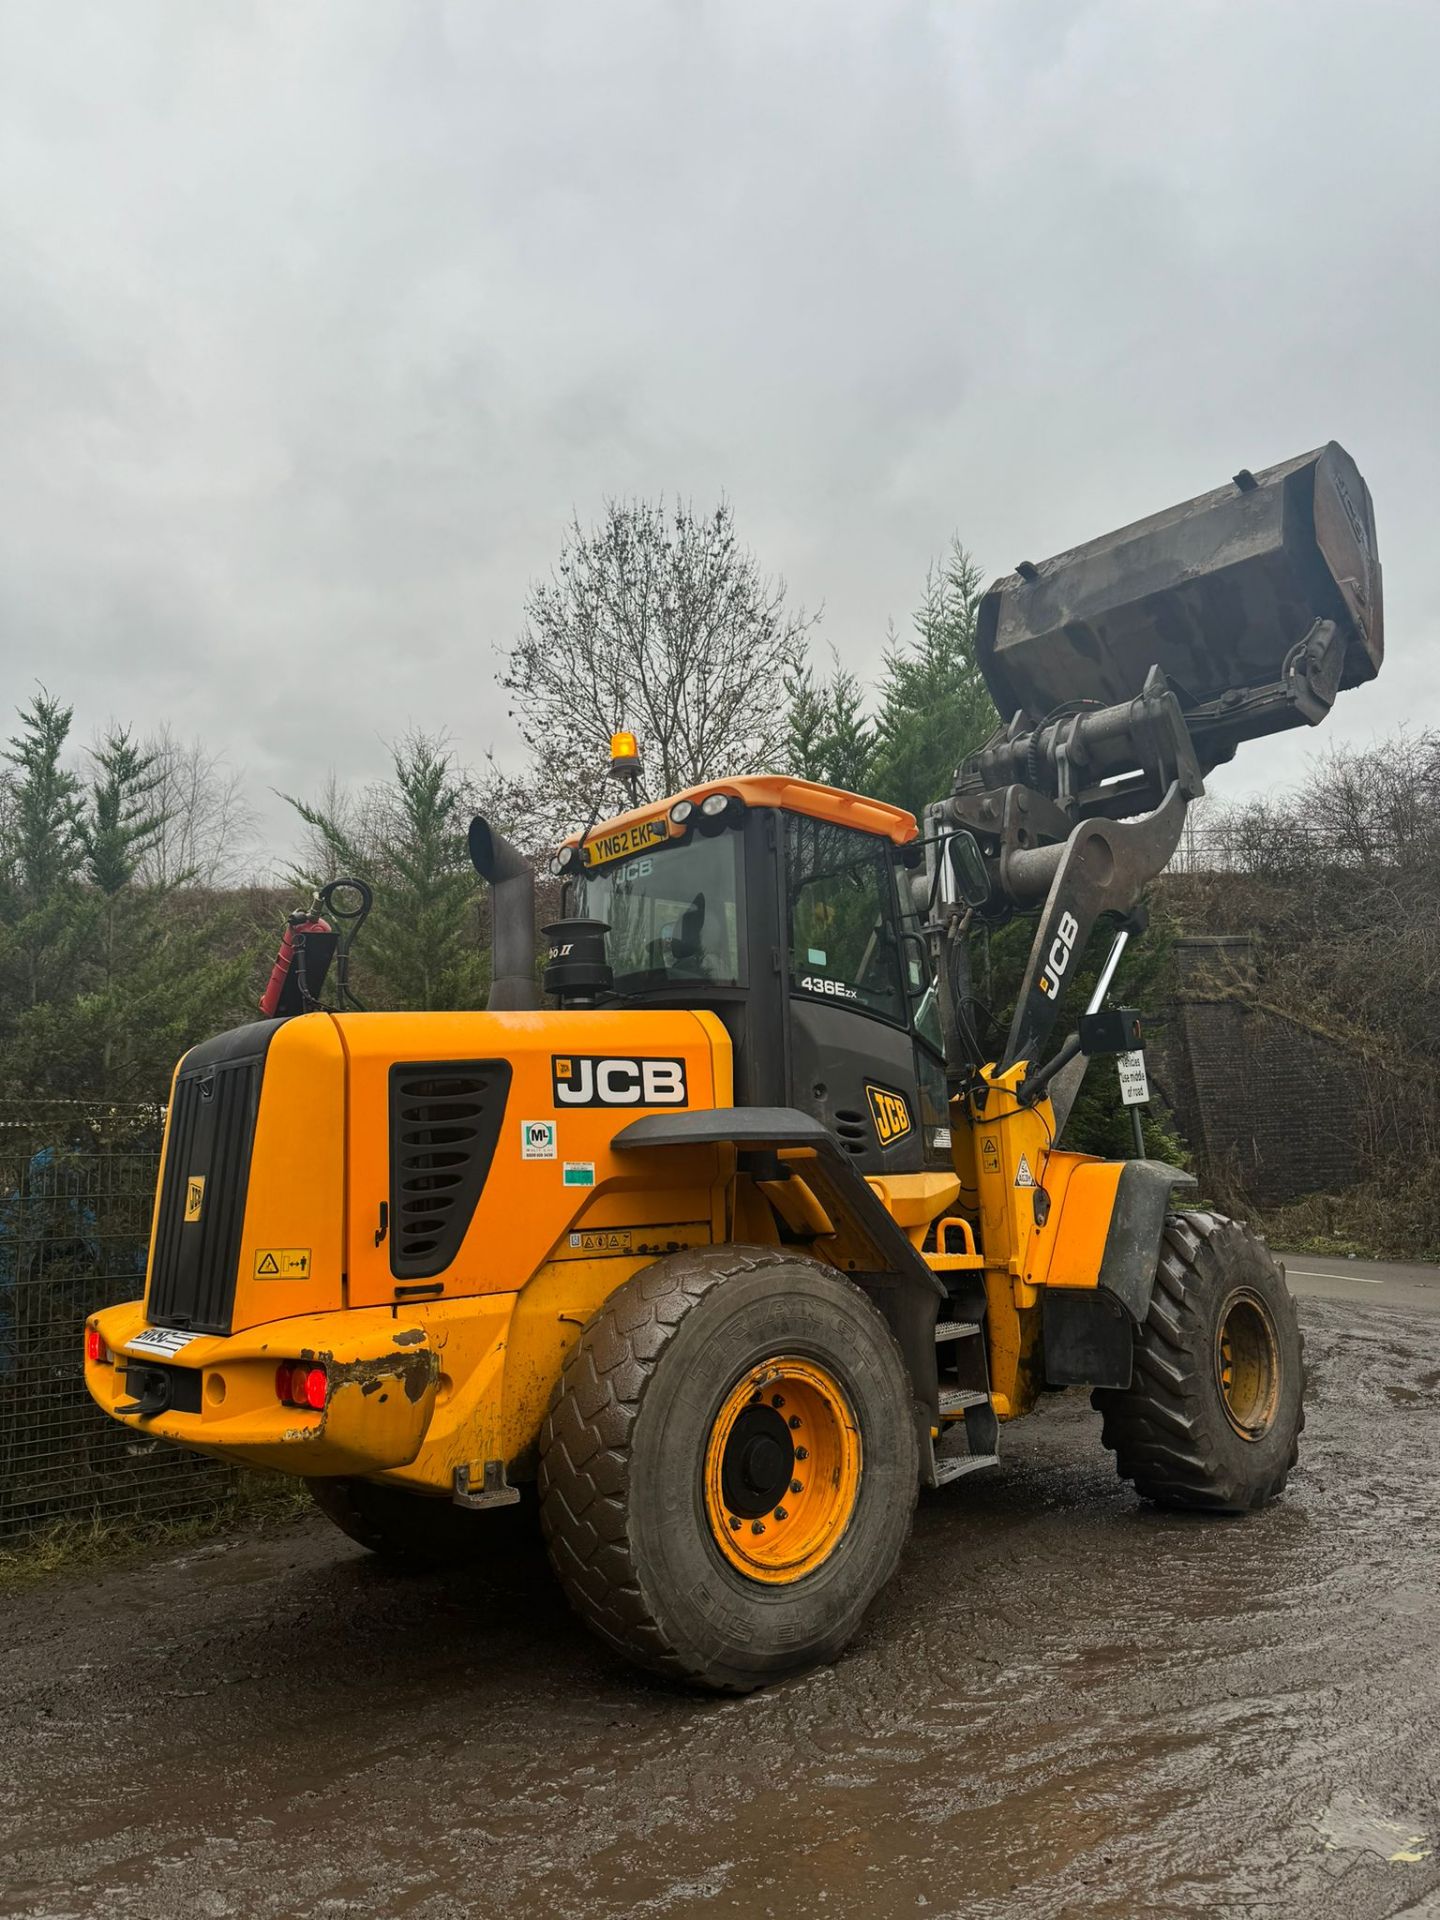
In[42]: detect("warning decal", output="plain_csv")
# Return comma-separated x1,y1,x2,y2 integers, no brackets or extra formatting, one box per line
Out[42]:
981,1135,1000,1174
1014,1153,1037,1189
253,1247,312,1279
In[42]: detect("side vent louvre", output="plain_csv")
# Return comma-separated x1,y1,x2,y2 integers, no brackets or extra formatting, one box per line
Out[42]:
388,1060,511,1279
834,1108,868,1157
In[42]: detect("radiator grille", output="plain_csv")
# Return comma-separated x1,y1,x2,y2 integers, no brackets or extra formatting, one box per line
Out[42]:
388,1061,511,1279
148,1046,265,1334
834,1108,869,1156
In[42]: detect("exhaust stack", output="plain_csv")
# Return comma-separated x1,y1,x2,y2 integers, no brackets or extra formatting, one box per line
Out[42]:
468,816,541,1012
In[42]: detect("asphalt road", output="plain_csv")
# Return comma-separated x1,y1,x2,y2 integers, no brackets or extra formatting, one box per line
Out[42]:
1276,1249,1440,1314
2,1256,1438,1920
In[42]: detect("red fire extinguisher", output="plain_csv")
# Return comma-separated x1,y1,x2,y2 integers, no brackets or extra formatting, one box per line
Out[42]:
258,879,373,1018
258,905,331,1017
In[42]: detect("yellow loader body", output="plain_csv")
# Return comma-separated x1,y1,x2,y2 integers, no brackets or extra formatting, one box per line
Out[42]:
85,999,1124,1491
81,437,1370,1686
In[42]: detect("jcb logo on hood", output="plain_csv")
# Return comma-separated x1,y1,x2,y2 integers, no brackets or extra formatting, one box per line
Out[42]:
552,1055,689,1108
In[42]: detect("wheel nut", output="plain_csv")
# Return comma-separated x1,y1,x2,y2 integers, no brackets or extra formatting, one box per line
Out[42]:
728,1516,741,1532
751,1521,766,1535
795,1446,809,1460
773,1506,788,1521
790,1480,803,1494
771,1394,785,1408
788,1415,802,1430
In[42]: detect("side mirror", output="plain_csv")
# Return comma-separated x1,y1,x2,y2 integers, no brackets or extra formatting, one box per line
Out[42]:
947,830,991,909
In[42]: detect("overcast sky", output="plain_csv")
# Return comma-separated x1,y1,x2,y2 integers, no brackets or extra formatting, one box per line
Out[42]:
2,1,1436,867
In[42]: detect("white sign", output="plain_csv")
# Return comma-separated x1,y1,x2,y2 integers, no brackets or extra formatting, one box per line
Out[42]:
1014,1152,1037,1189
521,1119,557,1160
124,1326,200,1359
1118,1050,1150,1107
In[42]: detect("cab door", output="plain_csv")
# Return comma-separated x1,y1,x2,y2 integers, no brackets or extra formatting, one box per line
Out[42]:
781,813,927,1174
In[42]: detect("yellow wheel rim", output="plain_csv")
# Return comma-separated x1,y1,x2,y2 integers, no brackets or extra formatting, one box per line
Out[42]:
703,1355,861,1584
1215,1288,1281,1441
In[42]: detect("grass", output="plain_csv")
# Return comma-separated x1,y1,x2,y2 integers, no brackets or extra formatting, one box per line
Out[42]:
0,1470,313,1592
1249,1173,1440,1267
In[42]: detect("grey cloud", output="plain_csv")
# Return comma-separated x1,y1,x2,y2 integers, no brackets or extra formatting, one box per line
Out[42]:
1,0,1435,858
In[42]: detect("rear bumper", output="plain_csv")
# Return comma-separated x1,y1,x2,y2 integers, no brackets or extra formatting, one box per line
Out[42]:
85,1300,441,1477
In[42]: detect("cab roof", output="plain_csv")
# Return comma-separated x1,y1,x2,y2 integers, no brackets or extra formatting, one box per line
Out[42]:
562,775,919,851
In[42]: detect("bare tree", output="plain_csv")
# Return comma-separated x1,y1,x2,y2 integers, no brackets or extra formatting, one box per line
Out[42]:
138,725,258,886
286,765,373,885
501,497,816,840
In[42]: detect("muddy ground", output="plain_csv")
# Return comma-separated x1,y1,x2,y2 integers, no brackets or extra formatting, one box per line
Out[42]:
3,1288,1438,1919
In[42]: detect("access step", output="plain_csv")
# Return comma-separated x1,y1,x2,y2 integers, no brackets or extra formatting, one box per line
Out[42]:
938,1386,990,1417
934,1320,981,1342
933,1452,1000,1486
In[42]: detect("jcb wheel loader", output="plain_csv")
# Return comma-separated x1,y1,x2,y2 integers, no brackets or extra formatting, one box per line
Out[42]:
86,444,1381,1691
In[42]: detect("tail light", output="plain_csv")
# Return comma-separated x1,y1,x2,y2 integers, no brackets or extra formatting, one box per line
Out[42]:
85,1327,110,1364
275,1363,326,1411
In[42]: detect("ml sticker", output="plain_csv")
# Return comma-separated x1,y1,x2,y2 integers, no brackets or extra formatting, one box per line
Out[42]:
981,1134,1000,1173
563,1162,596,1188
184,1175,205,1223
569,1228,633,1253
253,1247,312,1279
521,1119,557,1160
125,1325,201,1359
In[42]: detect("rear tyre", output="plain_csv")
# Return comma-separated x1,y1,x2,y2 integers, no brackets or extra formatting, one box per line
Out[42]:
539,1245,919,1693
1093,1211,1305,1512
307,1475,535,1569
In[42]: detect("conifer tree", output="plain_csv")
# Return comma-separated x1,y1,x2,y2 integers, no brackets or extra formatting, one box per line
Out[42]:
286,730,489,1011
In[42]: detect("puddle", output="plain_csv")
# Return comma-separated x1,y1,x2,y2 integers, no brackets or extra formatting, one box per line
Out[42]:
1317,1792,1432,1863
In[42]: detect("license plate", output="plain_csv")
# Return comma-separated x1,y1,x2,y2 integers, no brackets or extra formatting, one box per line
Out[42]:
125,1325,201,1358
583,817,670,867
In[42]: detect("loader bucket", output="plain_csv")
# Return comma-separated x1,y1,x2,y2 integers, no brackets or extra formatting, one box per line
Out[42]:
976,442,1382,754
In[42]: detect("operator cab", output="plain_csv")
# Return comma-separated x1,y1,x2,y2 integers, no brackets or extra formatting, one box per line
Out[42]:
553,775,950,1174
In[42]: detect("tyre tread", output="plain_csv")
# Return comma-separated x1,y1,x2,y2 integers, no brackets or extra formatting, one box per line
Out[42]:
1092,1212,1306,1512
539,1244,914,1690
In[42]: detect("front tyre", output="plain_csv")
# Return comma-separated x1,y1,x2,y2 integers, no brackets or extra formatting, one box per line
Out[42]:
1093,1211,1305,1513
539,1246,919,1693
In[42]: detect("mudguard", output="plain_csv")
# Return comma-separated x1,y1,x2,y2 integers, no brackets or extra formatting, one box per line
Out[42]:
1043,1159,1197,1389
613,1107,946,1438
1099,1160,1198,1320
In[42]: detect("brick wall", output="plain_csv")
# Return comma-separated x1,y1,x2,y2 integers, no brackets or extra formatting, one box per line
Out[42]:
1151,937,1361,1207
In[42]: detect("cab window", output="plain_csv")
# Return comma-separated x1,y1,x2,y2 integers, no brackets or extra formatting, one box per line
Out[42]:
569,832,743,992
785,816,905,1021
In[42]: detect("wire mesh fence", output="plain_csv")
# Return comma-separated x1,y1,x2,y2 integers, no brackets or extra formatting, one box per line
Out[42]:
1165,817,1363,875
0,1100,239,1545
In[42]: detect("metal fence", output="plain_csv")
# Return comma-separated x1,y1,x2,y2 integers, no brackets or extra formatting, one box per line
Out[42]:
0,1101,238,1545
